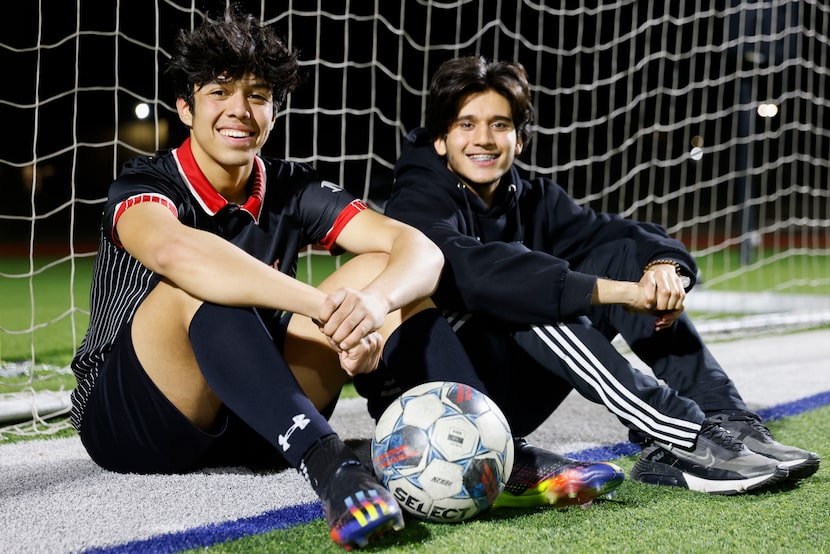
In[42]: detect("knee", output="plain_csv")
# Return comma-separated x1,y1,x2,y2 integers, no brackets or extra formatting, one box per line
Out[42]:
135,280,203,332
598,238,639,260
577,238,642,280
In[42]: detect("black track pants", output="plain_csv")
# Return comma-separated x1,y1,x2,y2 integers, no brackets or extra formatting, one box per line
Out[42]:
451,238,748,448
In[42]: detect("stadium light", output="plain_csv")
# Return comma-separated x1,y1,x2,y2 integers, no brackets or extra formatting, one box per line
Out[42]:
757,103,779,118
690,135,704,161
134,102,151,119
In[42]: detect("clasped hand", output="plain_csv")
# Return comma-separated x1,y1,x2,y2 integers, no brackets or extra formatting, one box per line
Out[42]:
316,287,388,376
633,264,686,331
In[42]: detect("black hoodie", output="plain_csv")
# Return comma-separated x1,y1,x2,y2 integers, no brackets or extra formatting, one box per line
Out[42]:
385,128,698,325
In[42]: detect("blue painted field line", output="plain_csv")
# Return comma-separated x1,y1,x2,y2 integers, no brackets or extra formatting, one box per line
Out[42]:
84,390,830,553
82,503,324,554
756,390,830,422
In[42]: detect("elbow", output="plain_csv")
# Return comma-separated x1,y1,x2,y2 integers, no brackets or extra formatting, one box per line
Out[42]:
144,234,198,277
427,240,445,274
422,238,445,292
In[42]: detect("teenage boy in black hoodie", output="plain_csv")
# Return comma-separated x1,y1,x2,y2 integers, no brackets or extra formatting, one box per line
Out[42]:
378,56,819,495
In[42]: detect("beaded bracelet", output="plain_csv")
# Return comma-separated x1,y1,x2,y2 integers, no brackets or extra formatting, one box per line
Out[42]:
643,259,682,274
643,259,691,288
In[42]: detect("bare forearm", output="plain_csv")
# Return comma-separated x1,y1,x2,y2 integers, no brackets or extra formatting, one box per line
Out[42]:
136,223,327,318
592,278,639,306
360,232,443,312
186,244,324,314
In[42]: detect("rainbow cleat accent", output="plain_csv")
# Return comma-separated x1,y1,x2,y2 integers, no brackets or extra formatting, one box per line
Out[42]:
327,486,404,550
493,439,624,509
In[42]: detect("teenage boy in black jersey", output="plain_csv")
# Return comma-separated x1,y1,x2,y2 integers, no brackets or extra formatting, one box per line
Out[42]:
380,56,820,496
71,13,623,551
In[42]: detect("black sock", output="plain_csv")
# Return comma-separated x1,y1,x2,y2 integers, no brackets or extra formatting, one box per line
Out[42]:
298,434,364,496
355,308,491,420
382,308,488,394
188,302,333,468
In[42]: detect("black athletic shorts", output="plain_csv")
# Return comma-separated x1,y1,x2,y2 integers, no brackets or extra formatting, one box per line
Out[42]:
79,318,289,475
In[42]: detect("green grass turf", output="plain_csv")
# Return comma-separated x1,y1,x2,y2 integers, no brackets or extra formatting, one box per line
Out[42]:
186,406,830,553
0,256,93,367
695,250,830,294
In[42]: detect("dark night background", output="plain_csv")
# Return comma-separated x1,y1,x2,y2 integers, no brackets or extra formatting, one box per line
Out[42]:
1,1,826,253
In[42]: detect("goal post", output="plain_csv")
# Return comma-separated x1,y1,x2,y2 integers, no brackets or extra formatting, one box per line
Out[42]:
1,0,829,436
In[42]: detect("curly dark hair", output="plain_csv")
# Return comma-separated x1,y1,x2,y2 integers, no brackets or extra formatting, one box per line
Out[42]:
165,7,300,114
426,57,534,146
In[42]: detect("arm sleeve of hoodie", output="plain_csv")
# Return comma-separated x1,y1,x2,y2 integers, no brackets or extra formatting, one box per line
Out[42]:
535,180,698,291
385,169,597,324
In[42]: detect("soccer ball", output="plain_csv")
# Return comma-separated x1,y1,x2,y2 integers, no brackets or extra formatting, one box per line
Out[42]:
371,381,514,523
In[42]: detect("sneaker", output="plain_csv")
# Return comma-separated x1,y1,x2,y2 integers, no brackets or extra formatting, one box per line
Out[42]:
711,412,820,482
630,418,788,495
492,438,624,508
323,460,404,550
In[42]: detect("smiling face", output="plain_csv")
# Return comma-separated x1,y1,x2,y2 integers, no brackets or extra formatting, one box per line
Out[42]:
433,89,522,205
176,73,276,194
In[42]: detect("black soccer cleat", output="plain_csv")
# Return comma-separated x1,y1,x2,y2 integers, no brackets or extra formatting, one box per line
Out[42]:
322,460,404,550
710,412,820,482
631,418,789,495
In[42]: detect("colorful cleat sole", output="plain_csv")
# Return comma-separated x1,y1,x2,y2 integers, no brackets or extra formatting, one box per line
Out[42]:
328,488,405,550
493,461,625,509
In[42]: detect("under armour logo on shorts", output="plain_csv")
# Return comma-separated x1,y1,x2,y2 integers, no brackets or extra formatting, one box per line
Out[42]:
278,413,311,451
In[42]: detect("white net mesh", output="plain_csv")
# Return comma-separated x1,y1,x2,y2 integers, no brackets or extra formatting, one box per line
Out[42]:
2,0,829,436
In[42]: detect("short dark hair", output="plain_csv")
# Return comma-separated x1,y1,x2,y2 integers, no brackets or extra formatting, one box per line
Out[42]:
166,7,300,113
425,57,534,145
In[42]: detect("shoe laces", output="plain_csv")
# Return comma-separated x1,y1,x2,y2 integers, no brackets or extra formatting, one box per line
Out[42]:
728,413,775,440
700,419,744,452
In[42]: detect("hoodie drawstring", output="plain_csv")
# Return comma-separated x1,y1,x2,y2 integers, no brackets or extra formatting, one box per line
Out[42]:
458,183,480,241
507,183,524,244
458,182,524,244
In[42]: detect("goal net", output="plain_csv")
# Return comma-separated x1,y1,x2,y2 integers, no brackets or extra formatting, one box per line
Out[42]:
2,0,829,436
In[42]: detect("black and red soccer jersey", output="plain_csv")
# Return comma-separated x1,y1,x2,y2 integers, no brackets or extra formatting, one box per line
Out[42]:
70,138,366,430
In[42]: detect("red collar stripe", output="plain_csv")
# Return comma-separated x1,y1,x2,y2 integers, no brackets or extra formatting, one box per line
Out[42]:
172,137,265,222
239,157,265,220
